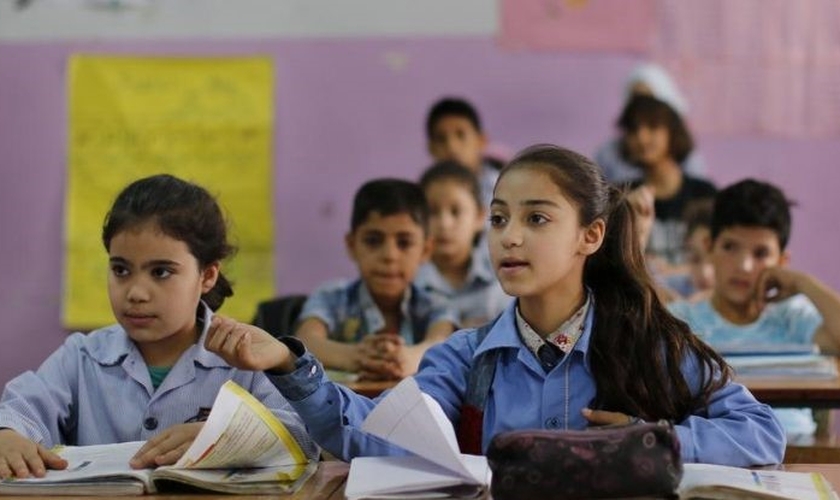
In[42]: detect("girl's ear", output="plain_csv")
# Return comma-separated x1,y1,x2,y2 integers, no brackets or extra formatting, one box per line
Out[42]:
579,219,606,256
201,261,221,293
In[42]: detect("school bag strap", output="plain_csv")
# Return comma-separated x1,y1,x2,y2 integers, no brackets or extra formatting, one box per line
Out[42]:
456,316,501,455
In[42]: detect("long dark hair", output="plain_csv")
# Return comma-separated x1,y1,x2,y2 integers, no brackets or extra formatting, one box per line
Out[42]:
102,174,236,311
501,145,730,421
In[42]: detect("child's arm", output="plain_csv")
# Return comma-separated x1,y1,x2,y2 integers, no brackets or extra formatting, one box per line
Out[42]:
0,428,67,479
756,267,840,353
128,423,203,469
206,316,295,372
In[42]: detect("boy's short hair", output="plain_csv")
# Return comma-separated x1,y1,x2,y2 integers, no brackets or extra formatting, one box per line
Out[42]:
351,178,429,234
425,97,482,140
617,94,694,164
711,179,794,250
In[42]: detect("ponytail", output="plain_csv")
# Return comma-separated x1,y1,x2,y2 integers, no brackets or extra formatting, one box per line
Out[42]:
587,187,730,421
499,145,730,422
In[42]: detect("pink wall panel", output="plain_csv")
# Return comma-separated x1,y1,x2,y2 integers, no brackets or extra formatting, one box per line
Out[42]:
1,38,837,386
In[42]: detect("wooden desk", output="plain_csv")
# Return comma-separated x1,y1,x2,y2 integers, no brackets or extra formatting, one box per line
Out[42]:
0,461,350,500
738,358,840,408
341,379,396,398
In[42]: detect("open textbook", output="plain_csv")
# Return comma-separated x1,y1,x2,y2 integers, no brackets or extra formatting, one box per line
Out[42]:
678,463,838,500
0,380,314,496
344,377,490,500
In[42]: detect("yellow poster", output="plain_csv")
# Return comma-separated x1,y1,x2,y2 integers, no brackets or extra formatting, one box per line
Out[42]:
65,55,274,328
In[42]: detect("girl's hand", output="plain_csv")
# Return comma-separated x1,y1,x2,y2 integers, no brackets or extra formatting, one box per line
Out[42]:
129,423,203,469
205,316,294,372
0,429,67,479
581,408,638,427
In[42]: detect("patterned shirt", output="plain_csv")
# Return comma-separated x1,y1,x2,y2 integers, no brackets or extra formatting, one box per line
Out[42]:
414,247,511,327
517,293,591,357
298,279,459,345
668,294,823,437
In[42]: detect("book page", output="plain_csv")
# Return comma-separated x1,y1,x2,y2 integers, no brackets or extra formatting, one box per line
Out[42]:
360,377,482,483
0,441,151,491
152,462,318,495
345,456,486,500
680,464,837,500
174,380,307,469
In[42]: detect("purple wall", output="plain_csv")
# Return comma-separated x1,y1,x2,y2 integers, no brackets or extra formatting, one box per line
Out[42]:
1,38,838,386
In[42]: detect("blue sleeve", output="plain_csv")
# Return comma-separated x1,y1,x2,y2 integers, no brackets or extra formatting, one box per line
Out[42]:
266,352,408,461
265,331,476,461
0,335,83,447
675,355,786,466
296,281,344,333
426,301,460,331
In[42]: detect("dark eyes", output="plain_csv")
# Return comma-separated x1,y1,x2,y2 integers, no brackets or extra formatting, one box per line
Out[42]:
110,265,173,279
396,237,416,250
111,264,129,277
528,213,548,225
362,235,415,251
151,267,173,279
362,234,385,248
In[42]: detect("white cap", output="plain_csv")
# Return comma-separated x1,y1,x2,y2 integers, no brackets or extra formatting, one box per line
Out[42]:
625,62,688,115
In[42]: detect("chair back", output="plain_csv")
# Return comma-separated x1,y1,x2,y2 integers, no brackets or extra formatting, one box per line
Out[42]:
252,294,308,338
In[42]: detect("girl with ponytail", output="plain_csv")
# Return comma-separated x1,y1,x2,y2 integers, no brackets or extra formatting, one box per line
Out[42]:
206,146,785,467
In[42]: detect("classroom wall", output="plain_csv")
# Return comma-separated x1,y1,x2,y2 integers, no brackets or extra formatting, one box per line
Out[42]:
1,2,838,387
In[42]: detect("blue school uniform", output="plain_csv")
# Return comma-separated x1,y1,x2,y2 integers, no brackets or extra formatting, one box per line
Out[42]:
414,249,511,327
0,303,318,459
668,295,823,437
269,300,785,466
297,279,458,344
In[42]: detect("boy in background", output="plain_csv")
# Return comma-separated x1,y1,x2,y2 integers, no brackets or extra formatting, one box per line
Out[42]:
663,199,716,302
669,178,840,437
294,179,457,381
425,97,500,208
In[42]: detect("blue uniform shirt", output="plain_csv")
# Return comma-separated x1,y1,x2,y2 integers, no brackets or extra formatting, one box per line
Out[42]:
269,300,785,466
0,303,319,459
298,279,458,344
414,248,511,327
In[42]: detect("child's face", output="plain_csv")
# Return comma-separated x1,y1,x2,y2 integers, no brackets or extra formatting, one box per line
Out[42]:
346,211,431,305
710,225,787,308
425,180,485,263
685,226,714,292
107,223,219,363
428,116,487,172
624,123,670,167
487,168,603,300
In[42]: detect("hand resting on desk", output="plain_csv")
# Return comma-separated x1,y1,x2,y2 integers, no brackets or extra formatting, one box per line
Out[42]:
0,428,67,479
